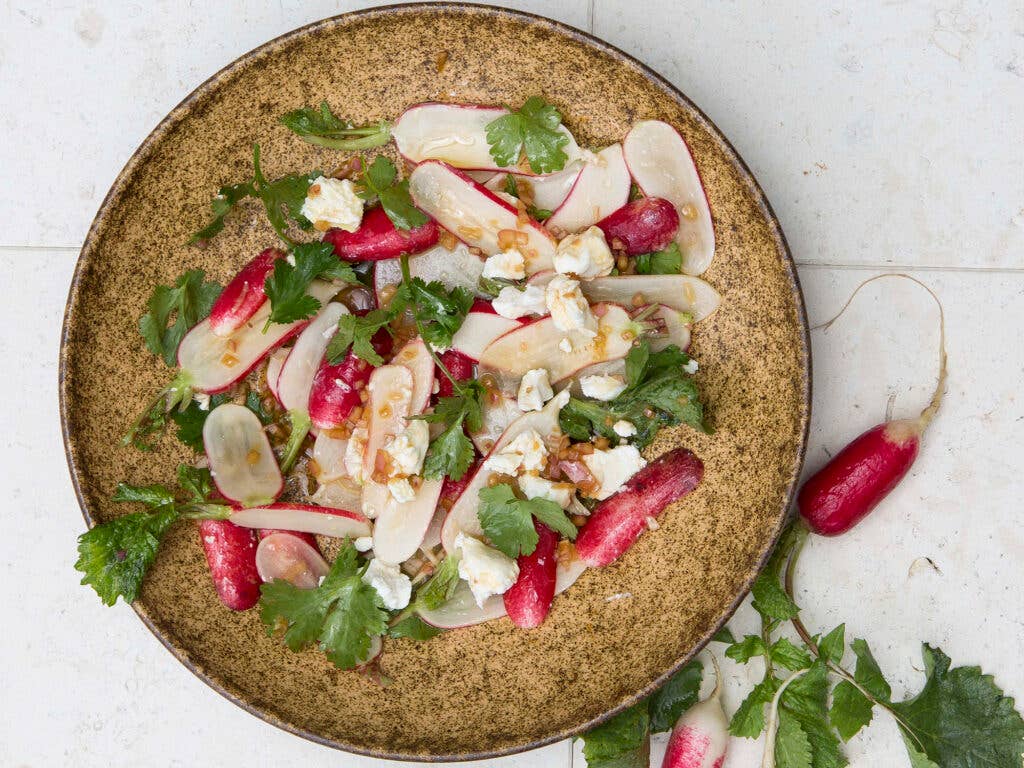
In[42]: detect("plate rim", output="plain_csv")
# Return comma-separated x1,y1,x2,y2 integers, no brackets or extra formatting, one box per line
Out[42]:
59,2,812,761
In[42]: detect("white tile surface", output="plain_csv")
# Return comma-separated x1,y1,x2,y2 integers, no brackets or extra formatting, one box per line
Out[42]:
1,1,1022,767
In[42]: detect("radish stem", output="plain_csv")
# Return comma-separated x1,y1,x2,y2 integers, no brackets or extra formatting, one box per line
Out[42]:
280,409,312,473
814,273,946,431
122,370,194,449
761,668,807,768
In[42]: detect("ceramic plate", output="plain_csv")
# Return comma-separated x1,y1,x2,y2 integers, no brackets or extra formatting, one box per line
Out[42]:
60,3,810,760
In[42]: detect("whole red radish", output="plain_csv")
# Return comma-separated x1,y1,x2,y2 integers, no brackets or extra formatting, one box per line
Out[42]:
798,274,946,536
662,656,728,768
324,206,439,261
437,350,474,398
504,521,558,628
198,519,261,610
576,448,704,567
208,248,283,336
597,197,680,256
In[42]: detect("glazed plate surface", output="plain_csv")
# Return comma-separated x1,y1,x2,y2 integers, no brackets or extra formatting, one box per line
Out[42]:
60,3,810,760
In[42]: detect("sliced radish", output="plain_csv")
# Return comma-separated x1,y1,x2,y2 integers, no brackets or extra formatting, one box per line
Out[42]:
308,351,371,430
368,478,444,565
504,521,558,628
649,304,692,352
177,280,337,393
409,161,556,273
582,275,720,322
255,532,330,588
485,164,583,213
546,144,631,234
422,463,479,551
465,170,501,184
277,302,348,413
323,205,439,262
450,311,521,361
469,389,523,454
436,350,474,398
390,338,435,415
362,365,414,482
394,103,580,174
373,241,484,304
623,120,715,275
265,347,289,403
310,431,364,511
596,197,680,256
441,391,569,552
230,503,371,538
198,519,261,611
208,248,284,337
555,554,587,593
478,303,636,383
203,403,283,507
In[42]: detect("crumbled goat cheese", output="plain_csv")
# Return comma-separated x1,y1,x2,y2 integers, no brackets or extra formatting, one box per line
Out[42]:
612,420,637,438
518,473,575,509
580,374,628,401
483,428,549,475
454,533,520,607
300,176,364,232
558,337,573,353
517,368,554,412
582,445,648,500
482,249,527,280
384,420,429,477
545,274,597,336
361,558,412,610
354,536,374,553
492,284,549,320
387,477,417,504
554,226,615,279
683,358,699,375
344,427,369,484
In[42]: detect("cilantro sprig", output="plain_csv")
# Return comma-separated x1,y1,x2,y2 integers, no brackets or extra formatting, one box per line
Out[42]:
262,241,355,329
560,340,710,448
139,269,222,367
486,96,570,173
476,483,576,558
359,156,429,230
280,101,391,150
75,466,230,606
416,384,484,482
326,309,393,367
259,540,388,669
634,242,683,275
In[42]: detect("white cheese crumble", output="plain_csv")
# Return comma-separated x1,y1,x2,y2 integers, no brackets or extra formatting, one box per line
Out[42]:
384,420,429,477
580,374,628,401
300,176,364,232
354,536,374,553
481,249,526,281
492,284,548,320
554,226,615,279
545,274,597,336
558,337,573,353
518,473,575,509
387,477,417,504
344,427,369,484
683,358,699,375
193,393,211,411
582,445,648,500
613,420,638,438
361,558,412,610
454,533,520,607
484,428,549,475
517,368,554,412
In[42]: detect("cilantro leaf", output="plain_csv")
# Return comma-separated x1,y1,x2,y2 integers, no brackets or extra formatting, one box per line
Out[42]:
360,156,429,230
251,144,321,246
280,101,391,150
726,634,767,663
388,614,442,640
422,423,476,483
264,241,349,327
528,497,579,540
414,555,461,611
139,269,222,366
477,484,576,558
259,541,388,669
326,309,392,366
635,242,683,275
170,394,229,451
890,644,1024,768
648,659,703,732
580,703,650,768
730,679,778,737
486,96,570,173
392,271,474,351
189,181,256,244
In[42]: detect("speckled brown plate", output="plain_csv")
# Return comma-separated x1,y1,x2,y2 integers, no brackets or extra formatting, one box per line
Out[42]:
60,3,809,761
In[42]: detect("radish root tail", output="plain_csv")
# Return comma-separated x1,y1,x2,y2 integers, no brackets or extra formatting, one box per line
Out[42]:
761,668,808,768
813,273,946,432
707,652,723,702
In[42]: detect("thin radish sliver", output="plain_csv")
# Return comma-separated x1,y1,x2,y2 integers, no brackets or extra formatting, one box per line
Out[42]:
231,504,371,538
277,302,348,412
256,533,329,589
204,403,282,507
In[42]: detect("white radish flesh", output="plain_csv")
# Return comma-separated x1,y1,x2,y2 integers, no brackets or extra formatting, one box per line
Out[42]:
478,304,636,383
374,242,484,305
369,478,444,565
361,365,414,482
277,302,348,413
582,275,720,322
450,311,521,361
255,533,329,589
546,145,631,234
390,338,435,415
485,164,583,212
662,655,729,768
203,403,283,507
650,305,693,352
265,347,289,403
177,280,338,393
408,161,556,273
624,120,715,276
230,504,371,538
441,391,569,552
310,431,363,510
469,389,524,454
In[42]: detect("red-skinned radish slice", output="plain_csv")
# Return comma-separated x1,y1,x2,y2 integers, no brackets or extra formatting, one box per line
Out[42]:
230,503,371,538
576,447,704,567
277,302,348,413
798,275,947,536
361,364,414,495
546,144,631,234
323,205,439,262
662,655,728,768
265,347,288,404
470,388,524,455
255,532,329,589
199,520,261,611
203,403,282,508
310,431,364,511
450,310,521,361
177,280,337,394
504,521,558,628
390,338,435,414
485,164,583,212
623,120,715,275
409,161,556,273
368,478,444,564
597,197,680,256
257,528,318,549
308,327,391,430
441,391,569,552
374,241,484,304
581,275,720,322
478,303,637,383
437,350,474,398
422,461,480,550
393,103,580,173
208,248,284,337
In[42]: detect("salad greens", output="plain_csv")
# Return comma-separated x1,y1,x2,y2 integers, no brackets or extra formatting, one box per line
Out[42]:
476,484,576,558
486,96,570,173
280,101,392,150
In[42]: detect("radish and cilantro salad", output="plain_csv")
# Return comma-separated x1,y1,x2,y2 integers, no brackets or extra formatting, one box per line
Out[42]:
76,96,720,672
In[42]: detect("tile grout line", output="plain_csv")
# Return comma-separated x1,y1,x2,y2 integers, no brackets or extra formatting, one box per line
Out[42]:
587,0,595,33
